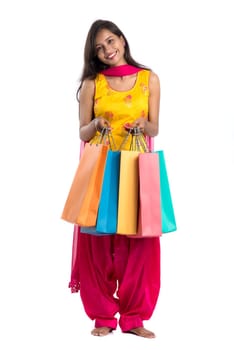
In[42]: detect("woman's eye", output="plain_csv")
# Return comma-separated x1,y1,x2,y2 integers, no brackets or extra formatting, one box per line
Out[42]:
96,47,102,53
108,38,114,44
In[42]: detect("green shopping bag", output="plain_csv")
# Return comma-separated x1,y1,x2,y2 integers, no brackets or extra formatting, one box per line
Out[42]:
157,150,177,233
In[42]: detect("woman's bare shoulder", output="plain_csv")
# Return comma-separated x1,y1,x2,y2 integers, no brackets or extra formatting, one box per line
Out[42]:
149,71,160,85
79,78,95,100
80,78,95,92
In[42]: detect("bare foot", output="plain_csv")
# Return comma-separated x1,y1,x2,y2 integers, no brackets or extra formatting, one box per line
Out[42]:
91,327,113,336
127,327,156,338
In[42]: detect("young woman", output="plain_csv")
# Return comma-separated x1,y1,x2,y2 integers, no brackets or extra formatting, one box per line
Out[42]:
69,19,161,338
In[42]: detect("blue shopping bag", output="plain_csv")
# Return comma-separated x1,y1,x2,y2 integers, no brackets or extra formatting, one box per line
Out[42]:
96,150,120,233
80,226,108,235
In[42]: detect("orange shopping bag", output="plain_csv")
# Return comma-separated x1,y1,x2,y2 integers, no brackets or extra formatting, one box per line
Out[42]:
61,142,108,226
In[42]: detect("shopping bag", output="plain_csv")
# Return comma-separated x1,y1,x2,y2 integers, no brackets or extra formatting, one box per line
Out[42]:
96,150,121,233
117,150,140,235
61,142,108,225
157,150,177,233
80,149,120,235
136,152,162,237
79,226,110,235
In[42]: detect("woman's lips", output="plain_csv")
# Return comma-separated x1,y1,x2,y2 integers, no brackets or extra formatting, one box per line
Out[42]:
105,51,117,60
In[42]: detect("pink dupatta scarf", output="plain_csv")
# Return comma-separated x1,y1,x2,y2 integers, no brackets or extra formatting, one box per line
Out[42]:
68,65,154,293
101,64,142,76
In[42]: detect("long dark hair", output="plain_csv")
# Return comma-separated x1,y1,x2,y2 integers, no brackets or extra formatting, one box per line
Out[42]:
76,19,149,100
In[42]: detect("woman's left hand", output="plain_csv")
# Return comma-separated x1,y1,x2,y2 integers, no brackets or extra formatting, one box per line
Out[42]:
132,118,147,133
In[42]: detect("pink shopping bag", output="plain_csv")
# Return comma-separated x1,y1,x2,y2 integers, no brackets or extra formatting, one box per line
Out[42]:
134,152,162,237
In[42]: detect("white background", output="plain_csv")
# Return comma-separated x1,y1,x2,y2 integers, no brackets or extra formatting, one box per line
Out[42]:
0,0,234,349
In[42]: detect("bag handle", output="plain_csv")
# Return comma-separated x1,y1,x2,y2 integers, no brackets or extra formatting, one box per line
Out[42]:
90,127,117,151
118,127,149,152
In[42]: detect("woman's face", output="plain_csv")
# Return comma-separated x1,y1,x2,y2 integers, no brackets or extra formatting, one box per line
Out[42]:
95,29,126,67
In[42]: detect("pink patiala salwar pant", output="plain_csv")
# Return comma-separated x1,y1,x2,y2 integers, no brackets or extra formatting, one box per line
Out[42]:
69,226,161,332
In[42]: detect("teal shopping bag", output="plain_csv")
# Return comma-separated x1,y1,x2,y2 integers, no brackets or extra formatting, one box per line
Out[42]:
157,150,177,233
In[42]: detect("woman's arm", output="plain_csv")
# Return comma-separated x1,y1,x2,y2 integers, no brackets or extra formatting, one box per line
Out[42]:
78,79,96,141
79,79,110,141
134,71,160,137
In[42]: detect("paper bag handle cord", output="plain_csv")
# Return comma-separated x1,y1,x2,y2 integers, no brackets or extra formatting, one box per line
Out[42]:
118,127,150,152
90,127,117,150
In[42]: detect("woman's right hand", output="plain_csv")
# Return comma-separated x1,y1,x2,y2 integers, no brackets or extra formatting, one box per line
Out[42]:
94,117,111,132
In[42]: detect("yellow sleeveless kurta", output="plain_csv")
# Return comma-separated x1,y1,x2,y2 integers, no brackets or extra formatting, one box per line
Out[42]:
92,70,150,150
